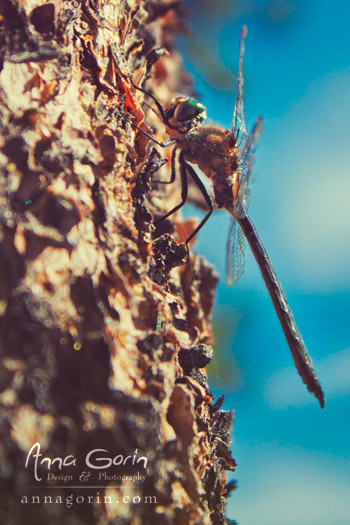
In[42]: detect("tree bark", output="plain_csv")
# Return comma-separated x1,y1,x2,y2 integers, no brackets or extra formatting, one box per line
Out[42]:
0,1,235,523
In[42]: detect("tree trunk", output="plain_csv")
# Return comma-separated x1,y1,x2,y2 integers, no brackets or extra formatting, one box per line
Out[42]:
0,1,235,523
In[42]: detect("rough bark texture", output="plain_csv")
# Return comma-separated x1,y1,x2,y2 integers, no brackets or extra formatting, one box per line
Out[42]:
0,1,236,523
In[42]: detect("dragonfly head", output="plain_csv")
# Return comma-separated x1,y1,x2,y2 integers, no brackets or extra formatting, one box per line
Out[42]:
165,97,207,134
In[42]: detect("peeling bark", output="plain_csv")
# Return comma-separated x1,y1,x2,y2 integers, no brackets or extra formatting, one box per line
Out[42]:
0,1,236,523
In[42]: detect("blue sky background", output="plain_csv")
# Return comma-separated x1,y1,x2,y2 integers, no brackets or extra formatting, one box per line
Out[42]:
176,1,350,523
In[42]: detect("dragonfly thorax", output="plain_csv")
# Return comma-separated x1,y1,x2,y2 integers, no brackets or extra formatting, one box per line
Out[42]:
176,126,239,208
177,126,238,175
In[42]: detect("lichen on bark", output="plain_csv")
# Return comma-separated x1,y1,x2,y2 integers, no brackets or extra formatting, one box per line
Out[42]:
0,1,236,523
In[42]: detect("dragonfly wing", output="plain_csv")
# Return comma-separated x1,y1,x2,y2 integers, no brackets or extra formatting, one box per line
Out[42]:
226,216,246,286
238,115,263,188
232,26,248,145
234,116,263,219
231,28,263,218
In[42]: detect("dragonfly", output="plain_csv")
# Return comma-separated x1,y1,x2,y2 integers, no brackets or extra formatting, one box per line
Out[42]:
128,26,325,408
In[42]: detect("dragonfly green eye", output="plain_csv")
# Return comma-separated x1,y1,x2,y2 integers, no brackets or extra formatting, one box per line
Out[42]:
173,99,206,123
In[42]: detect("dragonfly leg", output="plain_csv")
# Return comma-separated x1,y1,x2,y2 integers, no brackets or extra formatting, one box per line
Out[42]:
154,149,187,225
183,160,213,244
155,147,177,184
122,80,179,147
122,113,176,148
155,152,213,247
131,81,176,129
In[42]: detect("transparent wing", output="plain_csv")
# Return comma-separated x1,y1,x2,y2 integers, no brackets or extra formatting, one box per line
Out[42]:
232,26,248,145
234,116,263,219
238,115,263,185
226,216,246,286
231,26,263,215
